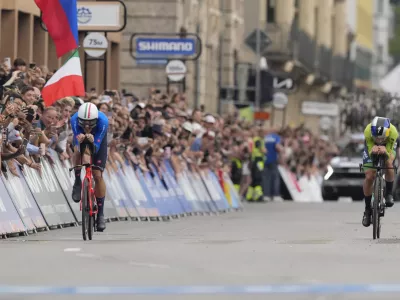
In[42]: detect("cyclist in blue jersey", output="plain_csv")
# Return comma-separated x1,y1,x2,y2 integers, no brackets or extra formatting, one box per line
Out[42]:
70,102,109,231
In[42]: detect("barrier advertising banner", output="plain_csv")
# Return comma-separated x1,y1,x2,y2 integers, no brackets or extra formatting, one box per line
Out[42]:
163,160,192,214
149,164,184,216
2,163,46,231
48,150,81,222
103,169,131,218
0,152,239,237
0,176,26,234
201,170,229,211
222,172,242,209
117,166,149,218
134,168,160,217
23,159,66,227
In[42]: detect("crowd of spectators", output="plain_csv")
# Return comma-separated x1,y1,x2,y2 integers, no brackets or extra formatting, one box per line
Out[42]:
0,57,344,203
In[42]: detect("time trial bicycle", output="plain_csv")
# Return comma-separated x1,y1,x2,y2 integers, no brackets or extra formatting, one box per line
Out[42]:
69,139,98,241
359,153,398,240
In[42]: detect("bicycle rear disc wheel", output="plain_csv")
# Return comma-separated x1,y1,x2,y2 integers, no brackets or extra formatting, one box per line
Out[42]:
81,179,89,241
88,202,94,240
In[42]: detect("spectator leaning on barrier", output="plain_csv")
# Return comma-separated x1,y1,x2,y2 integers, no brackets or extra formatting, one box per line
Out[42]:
263,127,284,202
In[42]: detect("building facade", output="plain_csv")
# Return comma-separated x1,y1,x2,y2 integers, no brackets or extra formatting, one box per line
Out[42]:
371,0,394,89
242,0,350,133
0,0,121,92
120,0,244,113
353,0,374,89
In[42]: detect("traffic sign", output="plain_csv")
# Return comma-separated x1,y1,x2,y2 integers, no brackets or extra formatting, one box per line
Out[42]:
166,60,187,81
83,33,108,58
245,29,272,54
272,92,288,109
273,76,295,91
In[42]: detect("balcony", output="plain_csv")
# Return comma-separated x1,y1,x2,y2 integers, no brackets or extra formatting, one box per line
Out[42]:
343,58,355,91
263,23,296,62
296,29,317,72
331,55,346,85
317,46,332,80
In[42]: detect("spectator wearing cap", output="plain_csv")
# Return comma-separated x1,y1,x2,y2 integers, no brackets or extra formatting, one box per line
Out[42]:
203,114,216,130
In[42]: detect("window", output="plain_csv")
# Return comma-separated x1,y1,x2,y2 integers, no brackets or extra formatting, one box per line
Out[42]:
377,0,384,14
267,0,276,23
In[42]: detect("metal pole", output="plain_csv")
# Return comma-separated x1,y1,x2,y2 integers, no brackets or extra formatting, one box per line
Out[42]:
255,0,261,111
104,32,108,90
194,22,201,109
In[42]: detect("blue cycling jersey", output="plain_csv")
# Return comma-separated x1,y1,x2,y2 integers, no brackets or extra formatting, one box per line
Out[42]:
70,111,109,154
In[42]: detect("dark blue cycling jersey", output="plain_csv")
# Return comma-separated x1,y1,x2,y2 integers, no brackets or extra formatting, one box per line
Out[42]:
70,111,109,154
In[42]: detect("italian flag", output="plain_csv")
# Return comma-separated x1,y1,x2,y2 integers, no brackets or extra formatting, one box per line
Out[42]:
42,49,85,106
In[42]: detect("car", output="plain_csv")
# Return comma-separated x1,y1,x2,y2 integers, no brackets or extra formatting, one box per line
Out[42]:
321,133,365,201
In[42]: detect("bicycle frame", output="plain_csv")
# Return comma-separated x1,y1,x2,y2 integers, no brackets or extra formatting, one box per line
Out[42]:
69,144,98,216
81,162,97,216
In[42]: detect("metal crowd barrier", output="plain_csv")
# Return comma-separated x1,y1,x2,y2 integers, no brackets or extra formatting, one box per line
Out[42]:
0,150,242,237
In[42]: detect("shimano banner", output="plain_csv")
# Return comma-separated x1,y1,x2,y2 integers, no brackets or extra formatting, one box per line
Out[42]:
136,38,196,56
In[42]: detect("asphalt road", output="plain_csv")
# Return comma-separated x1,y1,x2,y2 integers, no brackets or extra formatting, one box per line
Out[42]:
3,202,400,300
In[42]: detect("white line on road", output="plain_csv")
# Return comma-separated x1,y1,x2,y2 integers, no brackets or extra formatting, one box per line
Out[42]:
63,248,81,252
129,261,171,269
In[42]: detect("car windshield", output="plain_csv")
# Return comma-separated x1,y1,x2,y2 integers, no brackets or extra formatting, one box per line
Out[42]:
340,140,364,158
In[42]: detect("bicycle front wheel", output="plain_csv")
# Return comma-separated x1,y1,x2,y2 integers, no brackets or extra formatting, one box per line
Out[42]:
372,176,383,240
82,178,90,241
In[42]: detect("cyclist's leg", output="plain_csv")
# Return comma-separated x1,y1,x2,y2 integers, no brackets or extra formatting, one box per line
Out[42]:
362,146,376,227
93,136,107,231
72,140,83,202
384,147,397,207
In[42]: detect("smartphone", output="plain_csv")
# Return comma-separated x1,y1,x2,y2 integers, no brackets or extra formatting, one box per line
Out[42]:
90,88,96,92
3,57,11,69
29,63,36,69
26,113,34,122
106,111,113,118
32,119,41,129
0,103,5,114
23,138,29,147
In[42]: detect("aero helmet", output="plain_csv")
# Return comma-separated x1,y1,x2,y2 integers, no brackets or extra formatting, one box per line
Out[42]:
78,102,98,129
371,116,390,144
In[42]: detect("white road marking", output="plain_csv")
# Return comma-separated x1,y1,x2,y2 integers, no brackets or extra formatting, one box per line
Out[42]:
129,261,171,269
63,248,81,252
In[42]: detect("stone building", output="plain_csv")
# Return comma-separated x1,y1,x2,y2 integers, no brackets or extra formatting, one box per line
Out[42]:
120,0,245,113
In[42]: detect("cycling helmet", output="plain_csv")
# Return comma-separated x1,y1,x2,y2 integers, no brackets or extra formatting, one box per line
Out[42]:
371,116,390,144
78,102,98,129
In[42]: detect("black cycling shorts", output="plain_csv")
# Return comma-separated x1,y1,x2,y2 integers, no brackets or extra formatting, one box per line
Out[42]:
93,134,107,170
